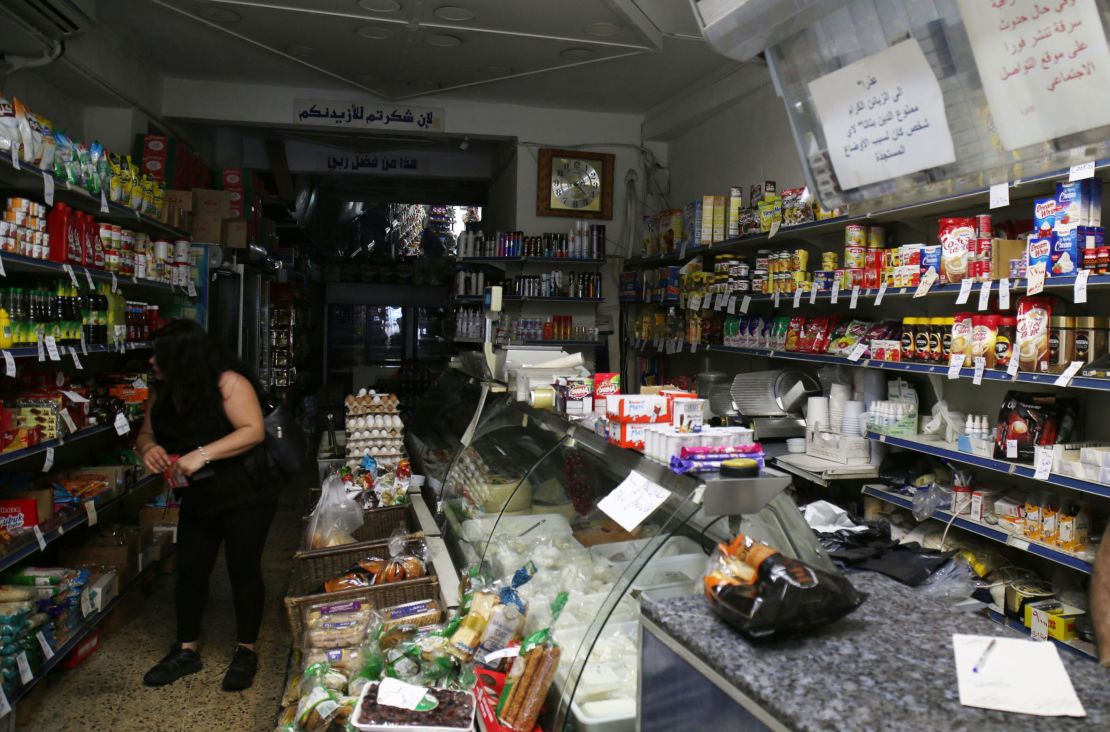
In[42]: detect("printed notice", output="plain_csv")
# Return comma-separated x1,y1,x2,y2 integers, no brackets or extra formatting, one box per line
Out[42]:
808,39,956,189
957,0,1110,150
598,471,671,533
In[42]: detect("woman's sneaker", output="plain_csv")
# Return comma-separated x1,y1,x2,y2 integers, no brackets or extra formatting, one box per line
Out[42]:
222,645,258,691
143,645,202,686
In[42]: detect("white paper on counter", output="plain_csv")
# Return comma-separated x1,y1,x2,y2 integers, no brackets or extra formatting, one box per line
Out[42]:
952,634,1085,717
808,39,956,190
957,0,1110,151
597,471,670,533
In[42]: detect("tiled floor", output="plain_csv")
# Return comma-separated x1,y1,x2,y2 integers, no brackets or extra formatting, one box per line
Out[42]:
22,482,305,732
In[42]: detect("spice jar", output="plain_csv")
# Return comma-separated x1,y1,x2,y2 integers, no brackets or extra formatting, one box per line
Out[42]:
1048,316,1075,370
1073,316,1107,365
971,315,999,368
995,316,1016,369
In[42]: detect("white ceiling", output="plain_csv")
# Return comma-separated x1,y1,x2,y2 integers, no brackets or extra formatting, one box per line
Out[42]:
95,0,736,113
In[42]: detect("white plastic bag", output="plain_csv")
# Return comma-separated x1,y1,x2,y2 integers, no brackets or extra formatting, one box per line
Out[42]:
304,475,364,550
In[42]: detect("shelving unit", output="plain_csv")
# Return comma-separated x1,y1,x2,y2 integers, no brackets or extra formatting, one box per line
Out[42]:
522,340,605,348
0,419,142,472
861,485,1094,574
2,341,151,360
985,603,1096,661
0,252,181,296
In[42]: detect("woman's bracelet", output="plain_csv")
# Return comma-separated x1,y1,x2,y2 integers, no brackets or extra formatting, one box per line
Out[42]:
197,445,212,465
138,443,157,456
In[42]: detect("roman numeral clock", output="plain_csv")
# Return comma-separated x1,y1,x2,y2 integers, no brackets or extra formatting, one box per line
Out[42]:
536,148,615,219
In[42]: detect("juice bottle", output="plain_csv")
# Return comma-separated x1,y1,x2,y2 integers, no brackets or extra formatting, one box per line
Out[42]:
0,305,12,349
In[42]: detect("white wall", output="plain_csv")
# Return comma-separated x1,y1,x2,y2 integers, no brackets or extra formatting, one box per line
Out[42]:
2,70,87,141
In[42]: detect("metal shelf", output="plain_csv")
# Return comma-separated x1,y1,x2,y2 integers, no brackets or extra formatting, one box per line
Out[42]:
521,340,605,348
863,431,1110,500
0,418,141,472
0,252,181,295
861,485,1094,574
985,604,1097,662
458,257,605,266
4,341,152,361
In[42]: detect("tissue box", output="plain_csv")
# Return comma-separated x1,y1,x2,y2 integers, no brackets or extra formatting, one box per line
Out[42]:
970,489,1001,522
806,430,870,464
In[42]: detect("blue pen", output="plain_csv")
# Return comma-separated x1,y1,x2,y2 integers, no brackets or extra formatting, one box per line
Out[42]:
972,639,997,674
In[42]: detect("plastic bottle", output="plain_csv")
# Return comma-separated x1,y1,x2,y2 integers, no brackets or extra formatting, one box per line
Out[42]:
0,306,12,349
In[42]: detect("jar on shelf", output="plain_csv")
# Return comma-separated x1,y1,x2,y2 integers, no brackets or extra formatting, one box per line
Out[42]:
1073,316,1106,365
1048,316,1075,370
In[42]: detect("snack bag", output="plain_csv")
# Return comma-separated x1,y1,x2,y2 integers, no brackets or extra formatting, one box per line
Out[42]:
107,153,124,202
703,533,863,639
54,130,77,185
0,95,17,157
11,99,33,164
29,114,54,169
294,667,342,732
304,474,365,550
496,593,567,732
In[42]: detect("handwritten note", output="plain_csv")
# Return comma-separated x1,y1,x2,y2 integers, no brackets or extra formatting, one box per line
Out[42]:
952,634,1085,717
808,39,956,189
294,99,444,132
957,0,1110,150
597,471,671,533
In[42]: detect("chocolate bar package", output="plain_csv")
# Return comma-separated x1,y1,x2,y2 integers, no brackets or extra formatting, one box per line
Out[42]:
993,391,1079,463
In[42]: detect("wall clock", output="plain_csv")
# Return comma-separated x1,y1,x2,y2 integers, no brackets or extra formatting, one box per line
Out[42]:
536,148,614,220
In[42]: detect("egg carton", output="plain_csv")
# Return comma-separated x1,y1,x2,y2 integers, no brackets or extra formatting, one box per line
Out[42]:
345,391,400,415
347,446,406,459
347,441,404,454
346,428,403,440
347,414,404,431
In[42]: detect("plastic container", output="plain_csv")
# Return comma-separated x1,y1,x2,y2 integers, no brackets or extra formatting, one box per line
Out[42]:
350,682,475,732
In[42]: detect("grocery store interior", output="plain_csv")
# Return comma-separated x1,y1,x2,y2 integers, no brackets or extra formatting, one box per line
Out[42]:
1,0,1110,731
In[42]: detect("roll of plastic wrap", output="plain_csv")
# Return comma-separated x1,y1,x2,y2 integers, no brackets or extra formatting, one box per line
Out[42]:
529,387,555,410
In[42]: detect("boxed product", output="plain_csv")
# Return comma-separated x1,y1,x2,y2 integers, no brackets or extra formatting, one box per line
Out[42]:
641,215,656,257
606,395,668,423
1016,296,1053,373
781,187,814,226
592,373,620,416
554,377,593,419
988,238,1028,279
1051,229,1080,275
1023,599,1081,641
0,497,40,530
657,209,683,254
993,391,1078,463
1034,197,1057,238
671,398,707,430
1054,179,1102,230
684,199,702,251
609,422,648,450
711,195,726,243
83,571,119,614
700,195,717,245
727,186,744,238
191,189,231,219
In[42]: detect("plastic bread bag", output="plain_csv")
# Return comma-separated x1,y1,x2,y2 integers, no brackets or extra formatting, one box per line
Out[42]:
304,474,364,550
476,562,535,671
300,661,350,698
295,675,342,732
496,592,567,732
0,95,16,156
703,533,864,639
375,529,427,585
303,599,379,650
384,618,464,688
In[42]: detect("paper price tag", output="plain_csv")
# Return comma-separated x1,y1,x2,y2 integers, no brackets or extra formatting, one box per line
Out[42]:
1007,356,1021,380
849,286,860,309
653,338,662,351
956,278,974,304
0,255,6,278
60,409,77,435
947,353,966,379
772,291,780,308
703,295,713,311
830,281,840,304
1075,269,1090,304
111,272,118,293
16,652,32,685
377,678,434,711
1026,262,1046,296
84,268,93,289
875,281,888,305
793,288,802,308
1030,607,1050,641
99,189,109,214
1034,445,1052,480
36,631,53,660
80,587,93,617
989,182,1010,209
32,525,46,550
2,351,13,378
1006,439,1018,459
84,500,98,527
64,264,79,289
70,347,83,370
977,280,992,311
690,341,698,353
914,268,938,298
847,342,868,362
10,148,20,170
973,356,986,385
727,296,737,314
36,333,44,362
80,330,88,355
768,220,781,238
809,285,818,304
597,470,671,533
1053,360,1084,387
41,447,54,473
715,293,726,310
0,686,11,718
43,171,55,206
687,295,700,311
44,335,60,361
999,278,1010,310
740,295,751,314
114,412,131,436
1069,161,1095,181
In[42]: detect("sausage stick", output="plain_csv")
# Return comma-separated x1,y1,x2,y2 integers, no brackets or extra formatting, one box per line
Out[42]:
500,647,541,724
511,646,561,731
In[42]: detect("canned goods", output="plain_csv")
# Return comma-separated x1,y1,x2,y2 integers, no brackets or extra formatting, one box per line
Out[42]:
845,268,865,288
845,224,867,247
844,245,866,269
814,271,834,291
976,214,992,239
755,251,770,270
977,238,993,280
793,249,809,272
174,239,190,264
751,269,767,293
867,225,886,247
734,279,750,292
821,251,839,270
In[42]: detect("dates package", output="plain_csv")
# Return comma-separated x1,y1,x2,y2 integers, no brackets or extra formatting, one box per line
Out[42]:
703,533,863,639
993,391,1078,463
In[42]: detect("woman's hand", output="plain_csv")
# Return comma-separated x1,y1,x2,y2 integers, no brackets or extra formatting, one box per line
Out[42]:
175,450,208,479
141,444,172,474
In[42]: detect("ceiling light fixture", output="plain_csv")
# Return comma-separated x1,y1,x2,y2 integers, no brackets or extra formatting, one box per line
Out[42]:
286,44,320,58
584,21,621,37
560,48,597,61
355,25,395,40
426,34,462,47
357,0,402,12
196,5,241,23
433,6,475,22
459,136,470,151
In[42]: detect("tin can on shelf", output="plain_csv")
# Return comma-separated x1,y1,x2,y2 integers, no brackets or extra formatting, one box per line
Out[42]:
751,269,767,294
845,224,867,247
821,251,839,270
844,245,866,270
867,225,886,247
976,214,992,239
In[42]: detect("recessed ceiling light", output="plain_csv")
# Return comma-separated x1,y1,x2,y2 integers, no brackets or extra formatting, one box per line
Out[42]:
585,21,621,37
434,6,475,22
481,64,513,76
197,5,241,23
286,44,320,58
561,48,597,61
356,25,395,40
357,0,402,11
426,34,462,47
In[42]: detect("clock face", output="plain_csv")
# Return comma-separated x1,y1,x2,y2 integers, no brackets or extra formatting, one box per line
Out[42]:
551,157,601,212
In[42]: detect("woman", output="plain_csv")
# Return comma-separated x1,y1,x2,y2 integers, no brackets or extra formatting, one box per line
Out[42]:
135,320,276,691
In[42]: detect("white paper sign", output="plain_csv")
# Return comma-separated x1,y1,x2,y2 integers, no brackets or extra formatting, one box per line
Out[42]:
715,293,726,310
999,278,1011,310
793,288,803,308
847,342,869,362
850,286,861,309
690,341,698,353
99,189,109,214
111,272,118,294
1070,161,1096,181
1034,445,1053,480
772,291,780,308
377,678,433,710
973,356,986,385
42,172,55,206
808,39,957,189
2,351,14,378
831,280,840,304
84,268,93,289
740,295,751,314
35,631,53,660
768,220,781,238
0,687,10,718
36,333,44,362
956,278,974,304
44,335,60,361
1030,608,1050,642
1006,439,1018,459
1026,262,1046,295
809,285,818,304
957,0,1110,151
727,296,737,314
597,471,671,533
114,413,131,436
1053,360,1084,387
60,409,77,435
875,281,888,305
1075,269,1089,304
915,268,938,298
0,255,6,277
16,652,32,685
32,525,46,550
63,264,79,289
60,390,89,403
1008,355,1021,380
84,500,98,527
703,295,713,311
990,182,1010,209
42,447,54,474
978,281,993,311
70,347,83,371
948,353,966,379
687,295,700,311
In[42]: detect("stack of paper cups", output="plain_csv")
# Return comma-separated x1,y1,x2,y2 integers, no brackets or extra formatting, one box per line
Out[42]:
806,396,830,432
829,383,851,435
841,400,865,435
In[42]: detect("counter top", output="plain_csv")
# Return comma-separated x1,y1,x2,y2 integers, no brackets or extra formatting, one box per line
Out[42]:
641,572,1110,731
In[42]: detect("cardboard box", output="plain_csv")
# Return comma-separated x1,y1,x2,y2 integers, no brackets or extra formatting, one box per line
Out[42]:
192,189,232,219
700,195,717,245
726,186,744,238
223,219,249,249
100,591,143,636
60,630,100,670
140,505,180,530
3,487,53,526
190,213,225,245
146,527,175,561
0,498,40,531
83,571,119,615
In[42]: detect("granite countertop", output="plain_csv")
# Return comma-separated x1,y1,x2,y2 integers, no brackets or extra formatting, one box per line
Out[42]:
641,572,1110,731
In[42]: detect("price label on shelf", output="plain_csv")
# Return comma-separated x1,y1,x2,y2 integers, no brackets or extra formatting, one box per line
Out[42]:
947,353,966,379
597,470,671,533
652,338,662,351
84,500,98,527
914,268,938,298
80,587,93,617
830,281,840,304
36,333,44,363
99,188,109,214
63,264,79,289
809,285,818,305
999,278,1010,310
44,335,60,361
2,351,14,378
1006,439,1018,459
60,409,77,435
989,182,1010,209
792,288,802,308
35,631,53,660
740,295,751,314
872,282,888,306
42,447,54,473
703,295,713,311
0,254,6,278
1075,269,1090,304
1053,360,1084,387
32,525,46,551
772,291,780,308
768,221,781,239
1030,607,1050,641
0,687,10,718
10,148,20,170
956,278,974,305
847,342,868,362
70,347,83,370
1069,160,1095,181
1034,445,1053,480
715,293,726,310
15,652,32,685
1007,356,1020,380
690,341,698,353
111,272,119,294
972,356,986,385
977,280,992,311
114,412,131,436
80,331,88,356
1026,262,1046,296
846,286,859,309
84,267,93,289
727,296,737,314
687,295,700,311
43,171,55,206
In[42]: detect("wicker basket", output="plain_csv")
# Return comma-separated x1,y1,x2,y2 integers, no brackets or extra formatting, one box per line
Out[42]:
300,502,419,550
285,538,439,649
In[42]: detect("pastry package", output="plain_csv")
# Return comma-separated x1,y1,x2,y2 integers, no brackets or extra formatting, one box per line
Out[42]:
322,530,427,593
703,533,863,639
496,593,567,732
993,391,1079,464
304,474,365,550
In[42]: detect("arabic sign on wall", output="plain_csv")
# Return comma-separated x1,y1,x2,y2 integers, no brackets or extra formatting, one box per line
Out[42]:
324,153,427,174
808,38,957,190
957,0,1110,151
293,99,445,132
